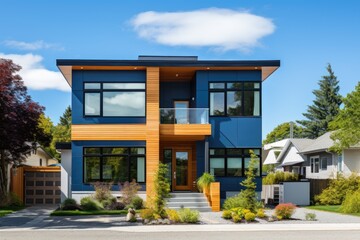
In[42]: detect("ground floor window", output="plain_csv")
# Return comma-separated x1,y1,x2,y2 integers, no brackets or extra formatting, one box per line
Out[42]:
83,147,145,183
209,148,261,177
310,156,320,173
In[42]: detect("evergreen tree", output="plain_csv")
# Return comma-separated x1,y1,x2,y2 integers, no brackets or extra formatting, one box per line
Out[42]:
297,64,342,138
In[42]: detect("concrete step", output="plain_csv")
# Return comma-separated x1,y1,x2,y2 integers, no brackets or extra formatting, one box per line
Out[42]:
167,206,212,212
167,202,210,208
167,197,208,203
166,192,212,212
170,192,204,198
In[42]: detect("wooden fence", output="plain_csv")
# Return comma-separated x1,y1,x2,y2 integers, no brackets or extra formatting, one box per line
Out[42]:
309,179,331,200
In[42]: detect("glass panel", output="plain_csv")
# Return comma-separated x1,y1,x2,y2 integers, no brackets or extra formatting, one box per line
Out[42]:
175,102,189,124
227,82,242,89
102,156,128,182
227,158,242,176
245,157,260,176
84,83,101,89
103,83,145,90
244,82,260,89
130,157,145,182
176,152,188,186
163,149,172,185
84,148,101,155
103,92,145,116
210,92,225,116
84,157,100,182
244,91,260,116
244,149,261,156
315,158,320,173
210,149,225,155
210,158,225,177
227,91,242,116
227,149,242,155
130,148,145,155
84,93,100,116
102,147,128,155
209,83,225,89
321,158,327,170
160,109,175,124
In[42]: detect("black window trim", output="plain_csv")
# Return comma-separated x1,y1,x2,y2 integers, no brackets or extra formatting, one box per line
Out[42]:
83,82,147,118
209,81,261,117
83,146,146,184
209,148,262,177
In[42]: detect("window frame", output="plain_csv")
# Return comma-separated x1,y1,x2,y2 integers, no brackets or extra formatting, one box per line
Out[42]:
321,157,328,171
83,147,146,184
310,156,320,173
209,148,261,177
83,82,146,118
209,81,261,117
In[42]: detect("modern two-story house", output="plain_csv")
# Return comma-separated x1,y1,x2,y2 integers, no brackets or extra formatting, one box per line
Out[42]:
56,56,280,202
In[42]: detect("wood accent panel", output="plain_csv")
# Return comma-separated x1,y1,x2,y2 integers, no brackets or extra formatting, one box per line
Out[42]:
10,167,24,203
210,182,220,212
160,124,211,136
72,124,146,140
145,67,160,199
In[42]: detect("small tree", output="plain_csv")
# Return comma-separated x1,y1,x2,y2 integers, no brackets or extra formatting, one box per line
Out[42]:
152,163,170,217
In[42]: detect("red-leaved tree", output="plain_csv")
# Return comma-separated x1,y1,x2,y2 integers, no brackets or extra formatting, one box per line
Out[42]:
0,58,50,203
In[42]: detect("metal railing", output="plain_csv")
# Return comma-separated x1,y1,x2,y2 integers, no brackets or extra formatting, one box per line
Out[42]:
160,108,209,124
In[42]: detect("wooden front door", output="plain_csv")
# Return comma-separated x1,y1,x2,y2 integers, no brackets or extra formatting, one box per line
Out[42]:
173,149,192,191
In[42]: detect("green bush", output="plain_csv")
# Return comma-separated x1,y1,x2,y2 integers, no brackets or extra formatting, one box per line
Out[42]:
232,214,242,223
275,203,296,220
315,174,360,205
256,208,266,218
92,181,113,202
131,196,144,210
340,190,360,213
149,163,170,217
101,197,117,209
244,212,256,222
305,212,317,221
61,198,81,210
262,171,299,185
222,210,232,219
177,208,200,223
166,209,180,222
80,197,103,211
120,180,141,206
0,192,24,207
140,208,155,220
196,173,215,192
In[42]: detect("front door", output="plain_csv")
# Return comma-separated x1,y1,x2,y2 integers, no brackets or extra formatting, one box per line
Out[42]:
173,149,191,191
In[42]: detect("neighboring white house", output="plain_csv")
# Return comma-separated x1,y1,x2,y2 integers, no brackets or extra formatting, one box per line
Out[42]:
22,142,58,167
263,139,288,166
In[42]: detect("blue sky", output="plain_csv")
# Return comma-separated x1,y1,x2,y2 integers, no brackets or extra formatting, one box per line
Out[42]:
1,0,359,139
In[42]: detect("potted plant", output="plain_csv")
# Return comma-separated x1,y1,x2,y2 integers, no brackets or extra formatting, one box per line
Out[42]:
197,173,215,200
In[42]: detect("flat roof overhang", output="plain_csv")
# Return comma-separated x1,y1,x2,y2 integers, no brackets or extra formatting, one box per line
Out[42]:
57,59,280,87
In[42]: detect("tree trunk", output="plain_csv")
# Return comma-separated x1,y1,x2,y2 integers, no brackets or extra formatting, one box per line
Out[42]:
0,150,8,203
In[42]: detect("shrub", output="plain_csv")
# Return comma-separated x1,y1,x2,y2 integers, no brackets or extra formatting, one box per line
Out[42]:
305,212,317,221
80,196,103,211
140,208,155,220
131,196,144,210
101,197,117,209
223,195,247,210
245,212,256,222
108,201,125,210
166,209,180,222
340,189,360,213
0,192,24,207
196,173,215,192
315,173,360,205
222,210,232,219
275,203,296,220
256,208,266,218
232,214,242,223
178,208,200,223
92,181,113,202
148,163,170,217
120,180,141,205
61,198,81,210
262,171,299,185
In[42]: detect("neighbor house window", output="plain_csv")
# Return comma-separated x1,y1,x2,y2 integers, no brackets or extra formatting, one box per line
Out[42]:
83,147,146,183
84,82,145,117
321,157,328,170
209,82,260,117
310,156,320,173
209,148,261,177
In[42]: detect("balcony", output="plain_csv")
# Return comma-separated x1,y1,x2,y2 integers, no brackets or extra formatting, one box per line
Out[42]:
159,108,211,141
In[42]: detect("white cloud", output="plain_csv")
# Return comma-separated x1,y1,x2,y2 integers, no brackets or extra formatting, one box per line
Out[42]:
3,40,64,51
0,53,70,92
131,8,275,52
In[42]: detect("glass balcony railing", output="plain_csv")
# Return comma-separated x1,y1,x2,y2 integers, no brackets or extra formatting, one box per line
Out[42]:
160,108,209,124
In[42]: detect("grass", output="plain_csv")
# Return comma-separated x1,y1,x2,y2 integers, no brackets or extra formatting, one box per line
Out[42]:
50,209,140,216
0,206,25,217
305,205,360,217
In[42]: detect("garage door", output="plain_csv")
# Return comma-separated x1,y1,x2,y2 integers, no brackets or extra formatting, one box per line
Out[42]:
24,170,61,205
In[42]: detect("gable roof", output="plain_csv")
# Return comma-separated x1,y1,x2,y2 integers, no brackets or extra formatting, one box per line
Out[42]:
277,138,315,166
299,132,334,154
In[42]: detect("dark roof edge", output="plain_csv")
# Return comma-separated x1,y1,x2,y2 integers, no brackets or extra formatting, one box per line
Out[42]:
56,59,280,67
55,142,71,150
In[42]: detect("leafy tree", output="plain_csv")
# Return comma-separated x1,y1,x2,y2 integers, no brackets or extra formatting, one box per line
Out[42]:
263,122,304,145
297,64,342,138
51,106,71,159
330,82,360,153
0,58,50,203
38,114,55,156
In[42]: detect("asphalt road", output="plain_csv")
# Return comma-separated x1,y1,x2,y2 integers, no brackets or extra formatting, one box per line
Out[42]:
1,230,360,240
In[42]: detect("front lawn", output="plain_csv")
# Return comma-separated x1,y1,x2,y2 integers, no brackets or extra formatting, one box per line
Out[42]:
0,206,25,217
50,209,138,216
305,205,360,217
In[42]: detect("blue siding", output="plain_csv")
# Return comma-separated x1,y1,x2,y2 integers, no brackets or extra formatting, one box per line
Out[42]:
72,70,146,124
195,70,263,196
160,81,192,108
72,140,146,191
196,141,205,178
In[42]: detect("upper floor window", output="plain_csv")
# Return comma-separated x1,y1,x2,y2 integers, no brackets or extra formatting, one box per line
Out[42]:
209,82,260,117
84,83,146,117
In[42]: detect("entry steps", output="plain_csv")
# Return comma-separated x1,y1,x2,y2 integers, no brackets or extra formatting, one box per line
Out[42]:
166,192,212,212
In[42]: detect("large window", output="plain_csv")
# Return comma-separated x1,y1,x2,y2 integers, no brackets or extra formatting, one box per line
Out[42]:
310,156,320,173
209,82,260,117
84,82,146,117
209,148,261,177
83,147,145,183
